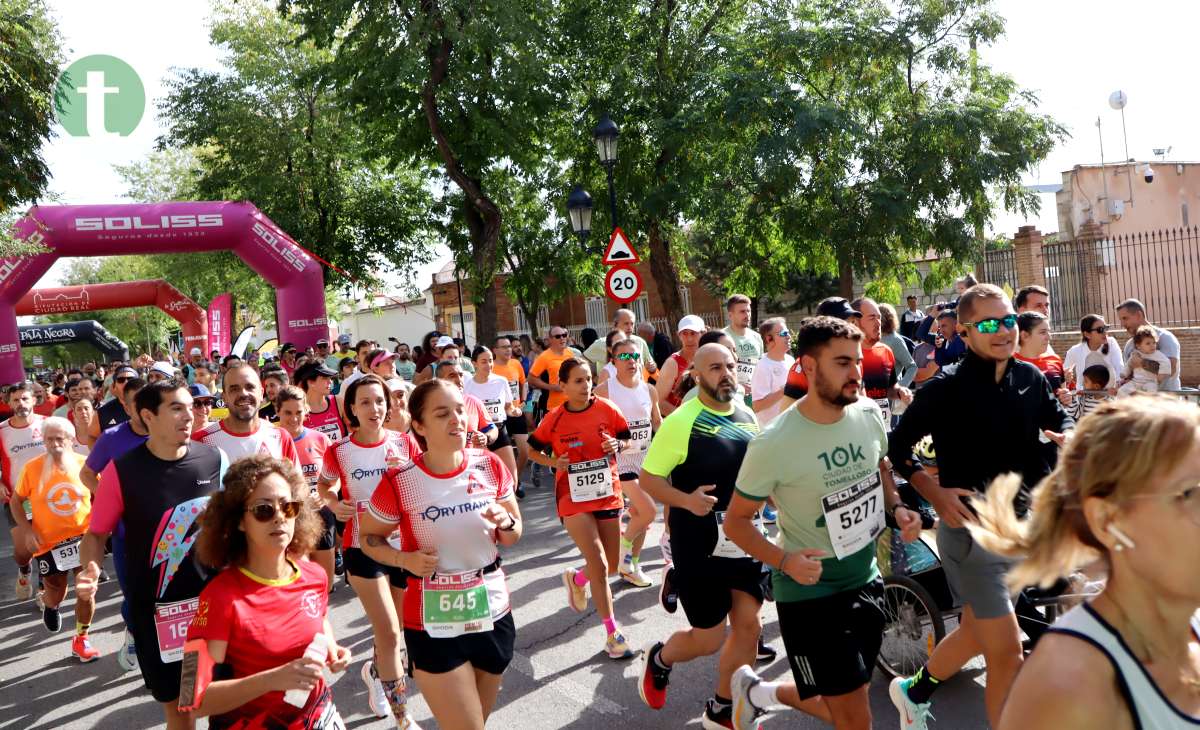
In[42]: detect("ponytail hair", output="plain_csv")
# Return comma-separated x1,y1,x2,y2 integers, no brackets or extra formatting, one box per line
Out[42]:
968,394,1200,590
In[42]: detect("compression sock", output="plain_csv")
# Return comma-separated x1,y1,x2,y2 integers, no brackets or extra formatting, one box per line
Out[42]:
748,680,781,709
620,536,634,552
380,677,408,723
906,665,943,704
602,616,617,636
573,568,589,587
631,553,641,568
76,622,90,637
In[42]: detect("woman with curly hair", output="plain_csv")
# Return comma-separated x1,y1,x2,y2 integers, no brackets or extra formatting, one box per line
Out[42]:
185,454,352,729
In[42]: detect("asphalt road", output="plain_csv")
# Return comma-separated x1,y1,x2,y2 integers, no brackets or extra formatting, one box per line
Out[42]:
0,476,992,729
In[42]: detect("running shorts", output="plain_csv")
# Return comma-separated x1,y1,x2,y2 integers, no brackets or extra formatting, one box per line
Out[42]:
674,556,764,630
937,522,1016,620
316,507,338,551
34,540,83,577
778,578,885,699
405,612,515,676
488,424,512,452
130,612,185,702
505,414,528,436
343,547,409,588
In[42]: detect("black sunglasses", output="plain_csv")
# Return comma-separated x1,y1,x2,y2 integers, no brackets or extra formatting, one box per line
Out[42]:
114,376,133,384
1087,326,1108,334
246,500,302,522
551,333,568,339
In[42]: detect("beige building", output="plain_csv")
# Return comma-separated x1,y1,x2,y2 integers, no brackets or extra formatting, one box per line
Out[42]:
1056,160,1199,240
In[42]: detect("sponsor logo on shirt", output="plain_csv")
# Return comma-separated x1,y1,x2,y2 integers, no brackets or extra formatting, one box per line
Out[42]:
421,498,492,523
46,481,85,517
300,589,322,619
816,443,867,471
351,467,389,481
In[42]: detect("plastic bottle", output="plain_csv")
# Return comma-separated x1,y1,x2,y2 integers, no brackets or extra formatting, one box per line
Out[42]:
283,633,330,707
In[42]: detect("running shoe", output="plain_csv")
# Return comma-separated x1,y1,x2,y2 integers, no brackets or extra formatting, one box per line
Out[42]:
43,605,61,633
761,505,777,524
72,635,101,663
605,631,636,660
889,676,933,730
755,637,777,663
731,665,773,730
361,660,391,719
515,484,526,500
638,641,671,709
531,465,541,488
333,548,345,576
620,563,652,588
15,572,32,600
99,569,110,583
562,569,588,613
659,566,678,614
700,699,735,729
117,630,138,672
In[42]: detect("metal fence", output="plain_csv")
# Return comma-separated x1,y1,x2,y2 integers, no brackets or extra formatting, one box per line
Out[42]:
984,247,1018,294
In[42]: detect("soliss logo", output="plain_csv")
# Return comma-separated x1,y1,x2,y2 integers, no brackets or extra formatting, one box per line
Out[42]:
75,214,223,230
288,318,328,329
252,221,307,272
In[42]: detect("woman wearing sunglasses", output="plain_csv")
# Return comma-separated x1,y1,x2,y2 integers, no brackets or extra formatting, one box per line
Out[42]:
188,454,352,728
1062,313,1123,394
316,374,421,726
596,329,627,386
967,395,1200,730
528,358,637,659
463,346,519,483
359,379,522,730
595,338,662,588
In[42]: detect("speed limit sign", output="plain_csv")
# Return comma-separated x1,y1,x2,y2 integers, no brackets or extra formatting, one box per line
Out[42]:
605,265,643,303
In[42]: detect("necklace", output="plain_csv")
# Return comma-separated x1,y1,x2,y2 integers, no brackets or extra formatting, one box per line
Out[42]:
1098,594,1200,698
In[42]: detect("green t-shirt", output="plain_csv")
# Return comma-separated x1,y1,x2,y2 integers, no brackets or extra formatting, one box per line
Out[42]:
394,360,417,381
723,326,763,404
736,397,888,602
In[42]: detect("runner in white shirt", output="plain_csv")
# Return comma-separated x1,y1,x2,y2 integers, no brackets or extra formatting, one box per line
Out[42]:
317,373,420,728
594,337,662,588
750,317,795,426
192,365,300,467
360,378,523,730
1,382,45,599
463,346,519,482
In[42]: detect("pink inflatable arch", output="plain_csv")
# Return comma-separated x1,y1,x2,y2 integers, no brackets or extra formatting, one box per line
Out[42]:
1,202,327,383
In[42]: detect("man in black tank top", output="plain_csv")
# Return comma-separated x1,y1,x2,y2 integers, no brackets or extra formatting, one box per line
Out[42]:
77,380,227,730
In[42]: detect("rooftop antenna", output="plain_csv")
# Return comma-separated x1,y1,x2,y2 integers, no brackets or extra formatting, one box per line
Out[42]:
1109,90,1135,206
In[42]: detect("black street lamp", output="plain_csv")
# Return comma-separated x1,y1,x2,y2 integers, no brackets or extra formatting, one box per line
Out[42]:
592,113,619,231
567,184,593,249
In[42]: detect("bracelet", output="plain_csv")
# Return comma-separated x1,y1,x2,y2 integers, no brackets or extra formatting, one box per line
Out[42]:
499,518,518,532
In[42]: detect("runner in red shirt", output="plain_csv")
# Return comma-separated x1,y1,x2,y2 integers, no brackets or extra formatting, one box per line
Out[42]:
275,385,336,590
186,454,352,729
295,362,348,442
192,365,301,467
527,357,636,659
360,378,522,730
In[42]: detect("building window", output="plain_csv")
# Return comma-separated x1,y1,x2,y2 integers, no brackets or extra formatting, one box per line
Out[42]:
631,294,650,323
585,297,608,330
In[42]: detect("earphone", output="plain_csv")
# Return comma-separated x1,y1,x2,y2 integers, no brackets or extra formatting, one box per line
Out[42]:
1107,524,1137,551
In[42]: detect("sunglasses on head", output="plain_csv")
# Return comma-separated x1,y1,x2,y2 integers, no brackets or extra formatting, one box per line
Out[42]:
615,352,641,361
963,314,1017,334
246,500,302,522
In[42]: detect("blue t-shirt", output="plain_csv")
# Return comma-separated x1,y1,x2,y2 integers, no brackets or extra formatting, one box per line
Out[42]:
85,422,150,475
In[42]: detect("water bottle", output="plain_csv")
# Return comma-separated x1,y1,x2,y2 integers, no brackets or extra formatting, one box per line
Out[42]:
283,633,330,707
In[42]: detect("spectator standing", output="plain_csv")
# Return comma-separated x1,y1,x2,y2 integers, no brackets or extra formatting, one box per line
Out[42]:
1062,314,1123,392
899,296,925,341
933,309,966,367
1117,299,1181,390
880,303,917,388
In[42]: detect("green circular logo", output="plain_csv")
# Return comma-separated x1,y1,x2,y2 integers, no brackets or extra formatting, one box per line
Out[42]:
54,54,145,137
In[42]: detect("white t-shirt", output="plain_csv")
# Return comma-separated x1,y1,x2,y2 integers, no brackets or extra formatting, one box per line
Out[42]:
462,374,513,424
1128,349,1172,388
750,354,795,425
1063,339,1124,391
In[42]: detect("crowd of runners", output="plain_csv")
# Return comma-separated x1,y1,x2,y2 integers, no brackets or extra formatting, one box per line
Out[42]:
2,284,1198,729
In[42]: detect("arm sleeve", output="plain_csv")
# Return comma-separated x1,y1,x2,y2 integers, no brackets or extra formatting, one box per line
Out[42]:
640,409,690,478
186,579,234,643
1106,340,1124,382
750,360,773,402
916,316,934,344
470,399,494,432
527,413,555,455
639,337,654,366
88,461,125,534
893,342,916,387
887,382,939,480
734,431,775,501
278,429,301,466
489,451,515,502
1039,376,1074,433
13,462,33,500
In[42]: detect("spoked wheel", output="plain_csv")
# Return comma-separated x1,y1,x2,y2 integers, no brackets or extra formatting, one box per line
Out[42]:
877,575,946,678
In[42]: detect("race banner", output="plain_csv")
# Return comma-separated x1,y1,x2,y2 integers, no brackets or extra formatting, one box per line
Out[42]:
207,293,232,357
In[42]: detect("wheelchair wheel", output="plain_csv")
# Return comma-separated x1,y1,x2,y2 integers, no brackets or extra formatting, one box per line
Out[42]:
877,575,946,679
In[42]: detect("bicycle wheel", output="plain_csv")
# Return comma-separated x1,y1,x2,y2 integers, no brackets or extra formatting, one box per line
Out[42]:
877,575,946,678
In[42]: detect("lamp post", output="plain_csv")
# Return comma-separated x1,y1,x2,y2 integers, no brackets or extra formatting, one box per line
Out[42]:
592,113,619,231
567,184,593,250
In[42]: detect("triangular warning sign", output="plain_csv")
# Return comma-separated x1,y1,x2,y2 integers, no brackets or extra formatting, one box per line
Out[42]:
602,227,640,266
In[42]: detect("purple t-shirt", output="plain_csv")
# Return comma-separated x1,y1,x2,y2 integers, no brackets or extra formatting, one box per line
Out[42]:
85,422,149,474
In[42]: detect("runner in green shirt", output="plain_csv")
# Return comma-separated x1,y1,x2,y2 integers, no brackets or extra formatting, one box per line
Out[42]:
721,294,764,406
721,316,921,730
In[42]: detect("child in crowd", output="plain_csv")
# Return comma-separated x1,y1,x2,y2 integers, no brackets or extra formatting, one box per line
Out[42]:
1118,325,1172,395
1070,364,1114,420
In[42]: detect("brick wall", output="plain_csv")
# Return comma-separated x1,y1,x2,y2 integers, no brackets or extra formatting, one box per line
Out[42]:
1051,325,1200,386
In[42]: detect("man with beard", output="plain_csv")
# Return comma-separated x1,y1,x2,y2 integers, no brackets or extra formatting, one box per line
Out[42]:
391,341,417,381
192,364,300,466
1,381,46,599
77,380,228,729
722,316,922,730
97,365,138,430
635,344,764,729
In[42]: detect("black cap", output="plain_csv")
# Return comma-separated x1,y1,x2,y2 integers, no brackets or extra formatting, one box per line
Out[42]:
815,297,862,320
295,361,336,384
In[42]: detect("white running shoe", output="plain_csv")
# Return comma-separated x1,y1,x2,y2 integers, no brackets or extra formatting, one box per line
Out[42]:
620,564,652,588
731,664,774,730
117,630,138,672
889,676,933,730
361,660,391,719
15,572,33,600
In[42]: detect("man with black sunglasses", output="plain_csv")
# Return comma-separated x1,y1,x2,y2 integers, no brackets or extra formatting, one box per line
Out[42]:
885,284,1073,729
77,380,228,730
98,365,138,430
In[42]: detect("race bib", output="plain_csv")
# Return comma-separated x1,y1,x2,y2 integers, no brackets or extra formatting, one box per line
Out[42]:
711,511,762,559
874,397,892,429
821,472,885,560
51,535,82,571
626,419,652,453
736,359,756,385
483,398,504,424
508,380,520,402
154,597,200,663
567,458,614,502
422,572,493,638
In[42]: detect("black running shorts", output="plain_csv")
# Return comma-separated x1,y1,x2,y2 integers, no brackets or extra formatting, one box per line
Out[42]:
674,556,764,630
343,547,409,588
405,612,516,676
778,578,886,699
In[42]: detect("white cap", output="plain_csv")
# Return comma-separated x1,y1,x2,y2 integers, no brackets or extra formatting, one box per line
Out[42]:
677,314,706,333
435,335,456,348
150,361,175,377
386,377,413,395
189,347,202,356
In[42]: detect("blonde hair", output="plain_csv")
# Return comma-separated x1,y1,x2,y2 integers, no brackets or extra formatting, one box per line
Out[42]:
968,394,1200,590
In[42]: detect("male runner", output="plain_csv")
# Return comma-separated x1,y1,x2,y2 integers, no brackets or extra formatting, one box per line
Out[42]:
97,365,138,429
722,295,763,406
2,381,45,598
636,343,763,729
722,316,921,730
77,380,228,730
492,336,530,495
886,284,1073,729
582,308,658,376
192,364,300,466
528,326,577,415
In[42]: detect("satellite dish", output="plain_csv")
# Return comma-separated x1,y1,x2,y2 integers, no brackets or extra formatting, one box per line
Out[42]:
1109,90,1128,110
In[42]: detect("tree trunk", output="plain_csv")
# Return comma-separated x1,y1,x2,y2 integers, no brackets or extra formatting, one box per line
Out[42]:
837,248,854,298
461,199,499,348
648,220,685,346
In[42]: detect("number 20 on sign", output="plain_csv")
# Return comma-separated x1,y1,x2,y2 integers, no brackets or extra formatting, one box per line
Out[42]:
605,265,643,303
